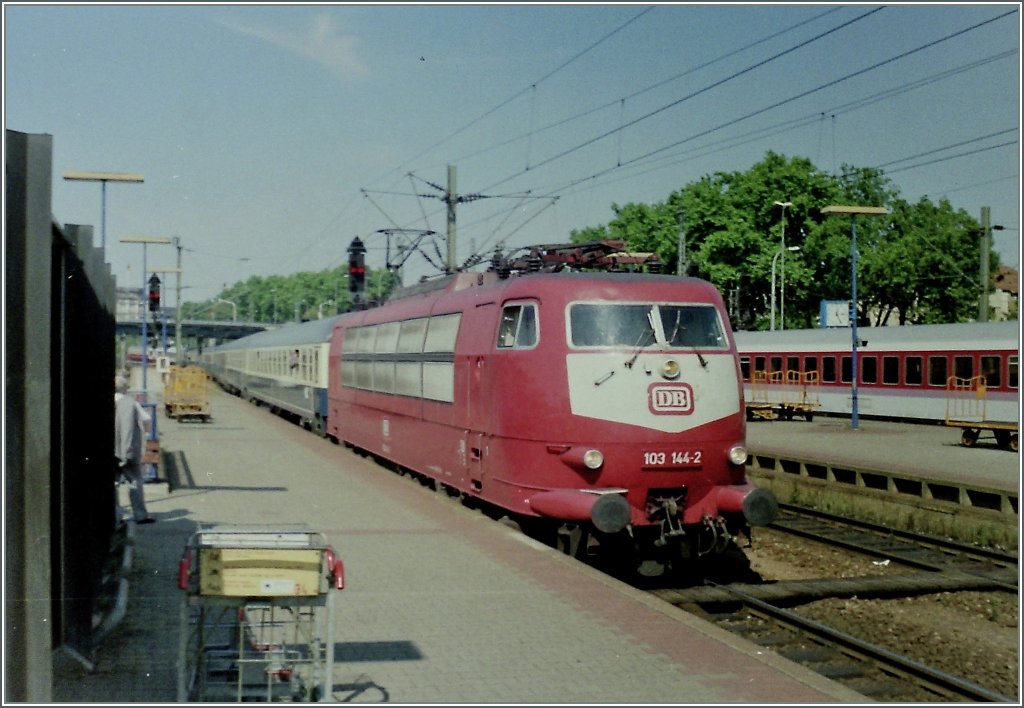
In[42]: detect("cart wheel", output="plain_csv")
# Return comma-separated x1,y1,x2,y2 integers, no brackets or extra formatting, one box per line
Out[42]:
804,412,814,422
961,428,980,447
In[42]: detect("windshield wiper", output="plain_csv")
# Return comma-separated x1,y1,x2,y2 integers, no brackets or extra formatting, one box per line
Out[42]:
624,327,654,369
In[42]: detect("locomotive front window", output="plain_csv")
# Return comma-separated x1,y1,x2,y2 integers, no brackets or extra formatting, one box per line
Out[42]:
569,303,725,349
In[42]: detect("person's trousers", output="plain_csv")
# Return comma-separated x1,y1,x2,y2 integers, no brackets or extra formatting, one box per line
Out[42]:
121,461,150,521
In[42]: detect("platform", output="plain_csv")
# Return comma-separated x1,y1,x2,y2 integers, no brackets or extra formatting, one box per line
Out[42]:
54,387,866,703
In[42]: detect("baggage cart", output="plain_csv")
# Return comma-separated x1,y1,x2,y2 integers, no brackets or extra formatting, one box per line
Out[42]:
945,375,1018,452
176,524,345,702
164,365,213,422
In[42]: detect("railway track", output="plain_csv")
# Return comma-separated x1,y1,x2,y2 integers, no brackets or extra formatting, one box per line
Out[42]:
650,503,1018,701
655,583,1013,702
770,503,1018,589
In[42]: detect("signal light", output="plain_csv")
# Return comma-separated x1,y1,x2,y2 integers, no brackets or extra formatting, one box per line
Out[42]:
147,274,161,313
348,237,366,295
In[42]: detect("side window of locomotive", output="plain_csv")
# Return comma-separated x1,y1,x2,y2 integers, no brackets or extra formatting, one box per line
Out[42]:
754,356,766,374
905,356,923,385
397,318,428,353
883,355,901,385
424,313,461,352
840,356,852,384
770,356,782,374
786,356,799,374
740,357,751,381
928,356,947,387
981,355,1001,388
497,303,538,349
1009,356,1018,389
953,355,973,381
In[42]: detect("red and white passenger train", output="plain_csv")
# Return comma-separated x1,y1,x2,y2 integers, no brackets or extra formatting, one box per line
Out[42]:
203,270,778,576
733,321,1019,426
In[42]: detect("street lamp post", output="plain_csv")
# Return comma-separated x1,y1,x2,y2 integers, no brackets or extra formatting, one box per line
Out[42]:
771,246,801,331
821,205,889,430
63,171,144,250
771,201,793,330
217,298,238,322
121,237,172,396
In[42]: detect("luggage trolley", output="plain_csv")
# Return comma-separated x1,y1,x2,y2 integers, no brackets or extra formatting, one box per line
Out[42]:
177,524,345,702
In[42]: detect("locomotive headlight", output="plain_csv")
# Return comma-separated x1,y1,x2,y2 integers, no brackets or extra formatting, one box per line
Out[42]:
582,449,604,470
728,444,748,466
661,359,681,380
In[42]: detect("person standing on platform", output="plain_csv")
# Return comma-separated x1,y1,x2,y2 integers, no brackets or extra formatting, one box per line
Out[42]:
114,374,155,524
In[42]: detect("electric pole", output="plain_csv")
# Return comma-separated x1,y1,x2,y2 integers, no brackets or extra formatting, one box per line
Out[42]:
979,206,991,322
446,165,457,273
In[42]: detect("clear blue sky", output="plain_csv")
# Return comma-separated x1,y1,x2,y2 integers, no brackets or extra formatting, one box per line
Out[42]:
5,3,1020,306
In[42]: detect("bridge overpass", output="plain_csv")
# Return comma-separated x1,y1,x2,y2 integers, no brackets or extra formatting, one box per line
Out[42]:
115,317,270,345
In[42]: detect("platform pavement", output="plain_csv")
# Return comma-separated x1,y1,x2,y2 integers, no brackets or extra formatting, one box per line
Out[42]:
53,386,867,704
745,415,1020,492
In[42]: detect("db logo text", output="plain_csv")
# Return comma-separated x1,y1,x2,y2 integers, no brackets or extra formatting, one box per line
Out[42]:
648,383,694,415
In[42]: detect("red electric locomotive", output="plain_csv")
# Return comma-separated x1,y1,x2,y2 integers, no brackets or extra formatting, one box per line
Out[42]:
326,268,777,575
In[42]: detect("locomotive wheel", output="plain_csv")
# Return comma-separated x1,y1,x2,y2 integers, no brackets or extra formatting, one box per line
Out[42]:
960,428,980,447
994,429,1016,451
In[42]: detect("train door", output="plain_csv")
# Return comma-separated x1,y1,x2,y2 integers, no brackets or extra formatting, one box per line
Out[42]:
458,302,498,493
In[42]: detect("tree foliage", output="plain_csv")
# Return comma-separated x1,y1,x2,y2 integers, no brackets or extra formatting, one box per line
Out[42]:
181,266,393,324
571,151,1001,329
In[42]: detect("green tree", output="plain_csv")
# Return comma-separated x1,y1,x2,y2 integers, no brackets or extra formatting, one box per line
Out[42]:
563,151,1000,329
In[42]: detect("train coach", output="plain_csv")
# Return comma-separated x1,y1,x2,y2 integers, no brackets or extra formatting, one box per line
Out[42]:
200,315,341,435
325,271,777,577
733,321,1020,425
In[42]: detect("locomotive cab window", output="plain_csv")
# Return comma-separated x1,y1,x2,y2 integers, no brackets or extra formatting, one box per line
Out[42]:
497,302,538,349
569,303,725,349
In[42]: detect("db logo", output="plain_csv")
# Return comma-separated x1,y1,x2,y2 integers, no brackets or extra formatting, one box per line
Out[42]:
648,383,694,415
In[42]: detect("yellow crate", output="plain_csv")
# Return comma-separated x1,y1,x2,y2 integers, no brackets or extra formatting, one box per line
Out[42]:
199,548,322,597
